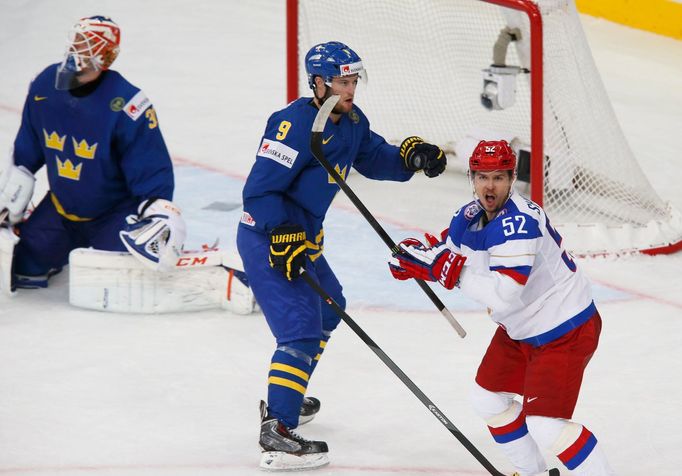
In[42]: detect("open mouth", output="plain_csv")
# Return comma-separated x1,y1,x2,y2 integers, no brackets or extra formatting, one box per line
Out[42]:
484,194,496,207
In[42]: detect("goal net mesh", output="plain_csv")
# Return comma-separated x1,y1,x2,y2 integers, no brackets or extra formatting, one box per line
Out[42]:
293,0,682,254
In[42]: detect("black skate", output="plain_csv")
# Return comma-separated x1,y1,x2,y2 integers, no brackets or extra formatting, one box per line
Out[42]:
299,396,320,425
259,400,329,471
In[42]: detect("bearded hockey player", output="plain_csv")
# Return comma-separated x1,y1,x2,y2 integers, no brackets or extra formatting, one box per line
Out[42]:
237,41,447,470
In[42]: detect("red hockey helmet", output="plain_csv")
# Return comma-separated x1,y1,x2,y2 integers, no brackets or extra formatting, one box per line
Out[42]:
468,140,517,172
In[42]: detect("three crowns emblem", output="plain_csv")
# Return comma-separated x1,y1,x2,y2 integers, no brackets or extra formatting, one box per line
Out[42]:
44,129,98,181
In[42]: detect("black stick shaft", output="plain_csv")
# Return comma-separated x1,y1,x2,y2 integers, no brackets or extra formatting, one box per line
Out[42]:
301,270,506,476
310,96,466,338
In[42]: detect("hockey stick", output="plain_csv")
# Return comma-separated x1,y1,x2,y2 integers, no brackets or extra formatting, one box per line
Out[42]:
300,270,505,476
311,95,466,338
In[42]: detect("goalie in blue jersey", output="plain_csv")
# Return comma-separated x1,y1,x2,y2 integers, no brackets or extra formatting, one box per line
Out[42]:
237,41,447,471
0,16,185,293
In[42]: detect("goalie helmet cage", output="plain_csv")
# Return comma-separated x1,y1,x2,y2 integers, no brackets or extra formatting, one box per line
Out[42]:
286,0,682,257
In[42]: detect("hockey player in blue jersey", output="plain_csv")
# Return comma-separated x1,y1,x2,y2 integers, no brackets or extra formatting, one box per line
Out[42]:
0,16,185,292
390,141,615,475
237,41,447,470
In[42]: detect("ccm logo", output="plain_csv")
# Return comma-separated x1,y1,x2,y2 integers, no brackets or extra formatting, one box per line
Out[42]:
176,257,208,267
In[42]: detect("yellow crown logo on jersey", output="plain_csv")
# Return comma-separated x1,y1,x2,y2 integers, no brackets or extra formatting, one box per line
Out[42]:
43,129,66,151
72,138,98,159
328,163,348,183
56,157,82,181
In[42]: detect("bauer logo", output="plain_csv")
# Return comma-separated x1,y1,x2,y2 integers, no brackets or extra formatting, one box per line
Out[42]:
258,138,298,169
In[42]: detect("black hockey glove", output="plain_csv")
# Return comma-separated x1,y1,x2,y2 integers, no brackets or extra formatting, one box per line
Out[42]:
269,224,308,281
400,136,447,178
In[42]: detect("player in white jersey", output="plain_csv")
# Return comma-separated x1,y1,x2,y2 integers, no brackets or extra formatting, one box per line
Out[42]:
389,140,616,476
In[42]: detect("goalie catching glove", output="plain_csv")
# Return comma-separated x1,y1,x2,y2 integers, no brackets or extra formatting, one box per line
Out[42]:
389,237,466,290
400,136,447,177
119,198,187,272
269,224,307,281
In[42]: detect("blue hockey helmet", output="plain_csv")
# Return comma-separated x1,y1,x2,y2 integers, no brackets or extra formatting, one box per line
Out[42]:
304,41,366,89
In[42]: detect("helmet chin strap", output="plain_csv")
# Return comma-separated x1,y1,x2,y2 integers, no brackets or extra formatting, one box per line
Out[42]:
313,80,333,106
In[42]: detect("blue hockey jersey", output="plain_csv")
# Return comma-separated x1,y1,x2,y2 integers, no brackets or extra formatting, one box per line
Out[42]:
240,97,413,259
12,64,173,220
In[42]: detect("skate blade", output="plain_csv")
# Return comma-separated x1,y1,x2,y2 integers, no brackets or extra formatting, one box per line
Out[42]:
260,451,329,471
297,414,315,425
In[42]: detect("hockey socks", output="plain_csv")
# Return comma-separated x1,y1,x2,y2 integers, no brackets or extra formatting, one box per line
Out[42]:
527,418,616,475
486,401,547,475
267,338,318,428
470,383,547,475
309,331,330,374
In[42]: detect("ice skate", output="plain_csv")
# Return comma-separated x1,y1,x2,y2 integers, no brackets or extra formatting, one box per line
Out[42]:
298,397,320,425
259,400,329,471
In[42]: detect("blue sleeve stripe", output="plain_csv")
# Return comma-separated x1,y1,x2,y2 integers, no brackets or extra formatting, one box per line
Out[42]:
490,265,532,277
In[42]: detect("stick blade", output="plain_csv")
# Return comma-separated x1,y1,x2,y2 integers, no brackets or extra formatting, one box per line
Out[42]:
312,95,340,133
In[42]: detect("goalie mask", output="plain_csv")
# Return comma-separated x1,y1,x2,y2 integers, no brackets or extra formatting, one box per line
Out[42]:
55,16,121,90
119,199,187,272
305,41,367,90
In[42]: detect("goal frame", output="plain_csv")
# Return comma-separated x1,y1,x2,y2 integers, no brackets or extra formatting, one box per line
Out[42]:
285,0,682,256
286,0,545,206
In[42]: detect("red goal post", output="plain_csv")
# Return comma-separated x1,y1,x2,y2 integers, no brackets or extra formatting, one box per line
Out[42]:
286,0,682,256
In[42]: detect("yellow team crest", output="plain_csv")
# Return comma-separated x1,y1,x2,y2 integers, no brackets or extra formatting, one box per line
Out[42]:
72,138,98,159
43,129,66,151
328,163,348,183
56,157,83,181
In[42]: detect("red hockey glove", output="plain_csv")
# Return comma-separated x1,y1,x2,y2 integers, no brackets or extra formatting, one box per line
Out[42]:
390,237,466,289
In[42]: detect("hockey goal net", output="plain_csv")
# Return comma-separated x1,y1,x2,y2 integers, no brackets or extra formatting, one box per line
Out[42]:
286,0,682,256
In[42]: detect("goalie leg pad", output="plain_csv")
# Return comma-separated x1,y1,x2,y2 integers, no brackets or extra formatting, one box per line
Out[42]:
69,248,257,314
225,267,257,315
0,226,19,296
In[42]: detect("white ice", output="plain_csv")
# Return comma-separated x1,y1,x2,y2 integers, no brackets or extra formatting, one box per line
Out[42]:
0,1,681,475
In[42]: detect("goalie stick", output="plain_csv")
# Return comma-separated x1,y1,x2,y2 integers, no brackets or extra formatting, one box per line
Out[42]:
300,270,505,476
311,95,466,338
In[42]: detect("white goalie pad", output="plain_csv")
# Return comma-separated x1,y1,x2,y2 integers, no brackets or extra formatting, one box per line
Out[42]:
0,224,19,297
69,247,257,315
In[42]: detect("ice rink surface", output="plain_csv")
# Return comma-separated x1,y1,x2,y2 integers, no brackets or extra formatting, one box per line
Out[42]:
0,1,681,475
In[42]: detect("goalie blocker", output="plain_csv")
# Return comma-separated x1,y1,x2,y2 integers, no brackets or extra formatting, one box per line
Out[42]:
69,247,257,315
